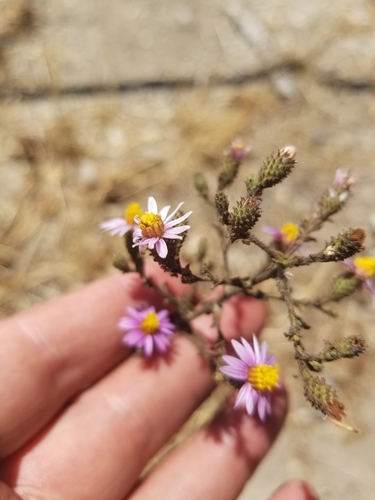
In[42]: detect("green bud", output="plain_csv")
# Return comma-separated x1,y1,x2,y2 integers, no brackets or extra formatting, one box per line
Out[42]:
246,146,296,196
194,172,209,200
197,238,207,261
215,191,231,226
113,255,131,273
302,371,345,421
322,335,367,361
324,228,365,261
331,274,361,300
317,191,343,220
218,159,240,191
229,196,262,242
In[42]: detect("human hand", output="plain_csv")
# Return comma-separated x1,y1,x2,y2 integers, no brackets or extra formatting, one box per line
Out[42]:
0,263,318,500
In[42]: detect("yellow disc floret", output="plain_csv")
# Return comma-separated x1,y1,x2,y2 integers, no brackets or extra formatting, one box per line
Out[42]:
281,223,299,244
247,364,279,392
354,256,375,277
124,202,143,225
138,213,165,238
140,312,160,335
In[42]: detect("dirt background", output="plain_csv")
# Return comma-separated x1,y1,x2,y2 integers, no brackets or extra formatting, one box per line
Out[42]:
1,0,375,498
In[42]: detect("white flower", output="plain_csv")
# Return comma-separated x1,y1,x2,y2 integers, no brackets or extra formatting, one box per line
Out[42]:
133,197,192,258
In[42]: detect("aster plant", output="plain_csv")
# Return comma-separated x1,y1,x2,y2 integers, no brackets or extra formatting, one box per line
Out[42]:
119,306,175,357
101,142,370,430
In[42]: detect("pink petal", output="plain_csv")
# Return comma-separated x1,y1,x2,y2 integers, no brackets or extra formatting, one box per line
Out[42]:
164,202,184,223
259,340,268,364
257,394,267,421
343,259,355,272
159,205,171,220
100,218,131,236
147,239,156,250
118,318,139,330
165,211,192,227
234,383,252,409
246,387,256,416
262,226,282,241
164,225,190,235
122,330,145,346
222,354,248,372
364,279,375,296
125,306,142,319
156,238,168,258
232,338,254,366
143,335,154,357
157,310,169,320
133,228,142,239
154,335,170,352
252,335,261,363
162,232,183,240
148,197,158,213
220,362,248,381
160,325,174,336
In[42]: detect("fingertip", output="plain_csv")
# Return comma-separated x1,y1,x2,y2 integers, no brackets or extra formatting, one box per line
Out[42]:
144,259,191,297
268,480,320,500
220,295,267,341
214,384,288,463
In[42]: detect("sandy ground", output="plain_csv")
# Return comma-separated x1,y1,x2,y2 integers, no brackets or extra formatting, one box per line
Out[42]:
1,1,375,498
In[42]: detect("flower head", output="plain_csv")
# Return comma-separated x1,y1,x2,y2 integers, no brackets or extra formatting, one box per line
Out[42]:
133,196,192,258
119,305,175,357
100,202,143,237
330,168,355,202
344,256,375,296
224,139,251,162
333,168,354,190
220,336,280,421
262,222,299,245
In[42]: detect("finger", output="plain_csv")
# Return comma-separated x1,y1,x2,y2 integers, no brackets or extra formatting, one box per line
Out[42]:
0,336,215,500
268,481,320,500
0,294,266,500
128,388,287,500
0,482,22,500
191,294,266,344
0,262,187,458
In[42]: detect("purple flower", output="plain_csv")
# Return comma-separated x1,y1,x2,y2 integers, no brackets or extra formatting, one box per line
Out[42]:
100,202,143,237
132,196,192,258
119,306,175,357
224,139,251,162
220,336,280,421
344,257,375,296
333,168,354,190
262,222,299,245
330,168,355,202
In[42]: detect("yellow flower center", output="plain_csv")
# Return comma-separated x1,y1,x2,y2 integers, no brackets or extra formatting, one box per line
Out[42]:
138,212,165,238
354,256,375,277
140,312,160,335
124,202,143,225
281,223,299,243
247,364,279,391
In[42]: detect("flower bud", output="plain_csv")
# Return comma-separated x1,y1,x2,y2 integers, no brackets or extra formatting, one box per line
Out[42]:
224,139,251,162
246,146,297,196
303,373,345,421
324,228,365,260
194,172,209,200
331,274,361,300
322,335,367,361
215,191,231,225
229,196,262,241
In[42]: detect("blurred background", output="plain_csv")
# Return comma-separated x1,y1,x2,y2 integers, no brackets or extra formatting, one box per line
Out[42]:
1,0,375,498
